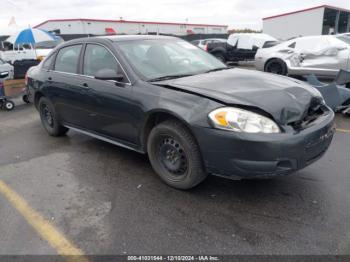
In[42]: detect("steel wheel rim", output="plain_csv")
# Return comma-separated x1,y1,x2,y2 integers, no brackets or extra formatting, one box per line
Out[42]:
157,136,188,176
41,104,54,127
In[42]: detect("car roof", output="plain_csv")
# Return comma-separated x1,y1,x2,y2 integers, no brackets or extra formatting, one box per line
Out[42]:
64,35,179,45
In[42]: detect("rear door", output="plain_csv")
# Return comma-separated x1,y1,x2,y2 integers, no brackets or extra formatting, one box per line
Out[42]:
228,35,256,61
48,44,92,128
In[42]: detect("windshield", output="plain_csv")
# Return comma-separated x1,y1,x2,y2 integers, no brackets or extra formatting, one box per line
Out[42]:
0,58,4,65
337,36,350,45
116,39,226,81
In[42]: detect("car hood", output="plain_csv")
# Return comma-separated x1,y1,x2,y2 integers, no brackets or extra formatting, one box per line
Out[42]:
157,68,323,125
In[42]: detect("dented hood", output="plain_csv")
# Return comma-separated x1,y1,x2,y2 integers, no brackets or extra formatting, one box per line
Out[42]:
158,68,322,125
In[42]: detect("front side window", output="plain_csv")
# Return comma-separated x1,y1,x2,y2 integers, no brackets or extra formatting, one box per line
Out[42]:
54,45,82,74
117,39,226,80
83,44,122,79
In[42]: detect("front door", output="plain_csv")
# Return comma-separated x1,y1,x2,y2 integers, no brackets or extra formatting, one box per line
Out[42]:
294,36,349,76
79,44,139,144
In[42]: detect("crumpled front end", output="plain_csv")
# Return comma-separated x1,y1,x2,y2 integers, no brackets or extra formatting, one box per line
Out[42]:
192,109,335,179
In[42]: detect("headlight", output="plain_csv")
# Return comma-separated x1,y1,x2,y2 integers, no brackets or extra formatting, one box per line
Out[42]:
208,107,280,134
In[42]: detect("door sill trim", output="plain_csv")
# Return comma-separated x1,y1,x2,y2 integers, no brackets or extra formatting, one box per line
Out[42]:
64,125,144,154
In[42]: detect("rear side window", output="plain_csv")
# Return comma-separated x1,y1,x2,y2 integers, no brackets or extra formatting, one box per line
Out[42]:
42,53,55,70
54,45,82,74
295,37,330,53
288,42,296,49
83,44,124,79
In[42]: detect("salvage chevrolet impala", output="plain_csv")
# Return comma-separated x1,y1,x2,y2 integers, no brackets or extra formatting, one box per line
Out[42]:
26,36,335,189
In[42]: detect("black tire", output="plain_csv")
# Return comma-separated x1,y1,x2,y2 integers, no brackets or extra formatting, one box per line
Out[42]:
147,120,207,190
38,97,69,136
4,100,15,111
214,53,226,63
265,59,287,75
23,94,30,104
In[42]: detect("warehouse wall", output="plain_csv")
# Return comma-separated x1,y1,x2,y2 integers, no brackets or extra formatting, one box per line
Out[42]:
37,20,227,36
263,7,325,40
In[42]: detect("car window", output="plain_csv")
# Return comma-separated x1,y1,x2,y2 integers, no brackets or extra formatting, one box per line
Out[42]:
288,42,296,49
54,45,82,74
335,36,350,46
117,39,225,80
42,53,55,70
83,44,124,80
295,37,330,53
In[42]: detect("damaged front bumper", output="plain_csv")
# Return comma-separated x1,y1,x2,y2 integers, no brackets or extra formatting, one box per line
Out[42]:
192,111,335,179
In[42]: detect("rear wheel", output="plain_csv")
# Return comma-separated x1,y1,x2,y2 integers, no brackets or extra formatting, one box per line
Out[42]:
39,97,69,136
147,120,207,190
4,100,15,111
213,53,226,63
265,59,287,75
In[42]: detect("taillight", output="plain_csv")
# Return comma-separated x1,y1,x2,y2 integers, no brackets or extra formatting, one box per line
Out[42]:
204,44,208,52
25,73,28,86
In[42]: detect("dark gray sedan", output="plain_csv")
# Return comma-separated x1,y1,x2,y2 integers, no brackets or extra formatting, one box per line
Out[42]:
26,35,335,189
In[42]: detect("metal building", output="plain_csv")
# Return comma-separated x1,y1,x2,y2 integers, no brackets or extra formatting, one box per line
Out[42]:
263,5,350,40
34,19,228,36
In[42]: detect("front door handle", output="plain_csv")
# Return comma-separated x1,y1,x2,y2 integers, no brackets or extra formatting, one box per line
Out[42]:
48,77,52,81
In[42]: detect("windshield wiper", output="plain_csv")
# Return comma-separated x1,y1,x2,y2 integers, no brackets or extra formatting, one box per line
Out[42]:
147,74,194,82
204,67,230,74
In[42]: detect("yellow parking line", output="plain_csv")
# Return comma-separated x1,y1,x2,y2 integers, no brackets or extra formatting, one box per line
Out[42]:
0,180,89,262
336,128,350,134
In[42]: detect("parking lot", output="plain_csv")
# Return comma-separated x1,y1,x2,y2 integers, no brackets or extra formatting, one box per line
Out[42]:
0,94,349,256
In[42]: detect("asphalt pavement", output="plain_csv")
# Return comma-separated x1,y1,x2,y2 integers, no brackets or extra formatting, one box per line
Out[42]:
0,98,350,256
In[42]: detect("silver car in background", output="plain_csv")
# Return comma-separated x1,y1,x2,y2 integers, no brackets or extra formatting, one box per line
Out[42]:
0,58,14,79
255,35,350,78
191,38,227,50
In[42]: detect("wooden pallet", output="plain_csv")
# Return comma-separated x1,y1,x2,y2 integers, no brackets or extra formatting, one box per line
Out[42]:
3,79,26,97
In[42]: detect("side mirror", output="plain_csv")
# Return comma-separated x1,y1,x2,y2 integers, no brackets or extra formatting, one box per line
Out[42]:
0,71,9,79
94,68,124,82
252,45,259,51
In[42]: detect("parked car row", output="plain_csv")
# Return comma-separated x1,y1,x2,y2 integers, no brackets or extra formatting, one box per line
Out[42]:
193,33,350,80
206,33,279,63
255,34,350,78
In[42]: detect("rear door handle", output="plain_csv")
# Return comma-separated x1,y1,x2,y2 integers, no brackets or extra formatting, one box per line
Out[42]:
81,83,90,89
48,77,52,81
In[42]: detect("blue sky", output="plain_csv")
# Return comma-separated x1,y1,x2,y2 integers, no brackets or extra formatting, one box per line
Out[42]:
1,0,350,34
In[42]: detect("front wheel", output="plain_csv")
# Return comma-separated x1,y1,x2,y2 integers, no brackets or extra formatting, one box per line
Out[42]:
265,59,287,75
147,120,207,190
39,97,69,136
